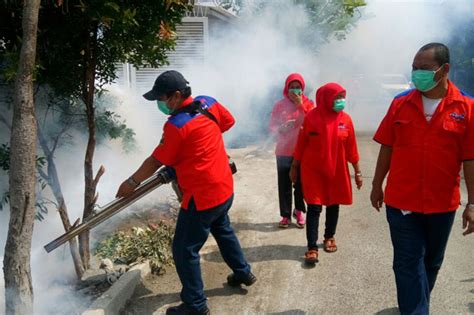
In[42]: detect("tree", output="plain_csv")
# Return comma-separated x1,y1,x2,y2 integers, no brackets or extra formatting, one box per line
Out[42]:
297,0,366,43
0,90,138,279
1,0,192,273
3,0,41,313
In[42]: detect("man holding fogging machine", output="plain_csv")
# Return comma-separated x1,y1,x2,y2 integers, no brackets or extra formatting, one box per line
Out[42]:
116,71,256,315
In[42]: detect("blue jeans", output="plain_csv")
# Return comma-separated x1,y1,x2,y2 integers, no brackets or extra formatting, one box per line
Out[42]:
386,205,455,315
172,195,251,311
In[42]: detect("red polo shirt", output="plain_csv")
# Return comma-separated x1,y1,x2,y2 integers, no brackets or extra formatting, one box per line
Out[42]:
374,81,474,213
152,95,235,211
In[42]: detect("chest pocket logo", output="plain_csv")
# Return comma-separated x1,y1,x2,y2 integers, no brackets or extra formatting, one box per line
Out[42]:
443,118,466,135
437,114,466,151
338,124,349,138
449,112,465,121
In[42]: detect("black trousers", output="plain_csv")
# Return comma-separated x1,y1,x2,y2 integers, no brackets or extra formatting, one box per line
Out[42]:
276,156,305,218
306,204,340,250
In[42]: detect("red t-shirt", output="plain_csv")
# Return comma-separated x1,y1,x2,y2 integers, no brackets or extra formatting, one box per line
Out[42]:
152,96,235,211
374,81,474,213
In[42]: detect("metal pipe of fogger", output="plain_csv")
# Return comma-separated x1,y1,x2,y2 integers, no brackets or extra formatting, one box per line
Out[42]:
44,167,175,253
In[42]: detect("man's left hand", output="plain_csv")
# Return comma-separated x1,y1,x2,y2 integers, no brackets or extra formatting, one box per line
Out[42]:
462,205,474,236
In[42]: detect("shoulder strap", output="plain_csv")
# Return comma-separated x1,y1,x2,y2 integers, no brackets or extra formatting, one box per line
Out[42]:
171,101,218,124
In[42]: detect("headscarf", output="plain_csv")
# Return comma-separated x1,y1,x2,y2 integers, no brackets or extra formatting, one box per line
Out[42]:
283,73,311,105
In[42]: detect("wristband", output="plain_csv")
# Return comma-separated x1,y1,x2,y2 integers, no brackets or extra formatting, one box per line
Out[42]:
355,172,362,177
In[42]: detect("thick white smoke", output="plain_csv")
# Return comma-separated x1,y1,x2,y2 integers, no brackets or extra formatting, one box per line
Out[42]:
318,0,473,130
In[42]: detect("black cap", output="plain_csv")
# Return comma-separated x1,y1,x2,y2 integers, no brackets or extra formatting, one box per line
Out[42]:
143,70,189,101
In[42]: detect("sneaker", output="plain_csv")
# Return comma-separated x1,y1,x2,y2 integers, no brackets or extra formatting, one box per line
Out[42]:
227,272,257,287
166,303,210,315
304,249,319,264
293,209,305,228
278,217,290,228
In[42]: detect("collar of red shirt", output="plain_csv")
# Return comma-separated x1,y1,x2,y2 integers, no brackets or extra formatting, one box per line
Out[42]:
406,80,463,113
177,96,195,110
406,80,463,105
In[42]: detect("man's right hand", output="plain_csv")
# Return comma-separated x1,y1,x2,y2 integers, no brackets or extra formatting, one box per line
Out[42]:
370,185,384,211
116,179,136,198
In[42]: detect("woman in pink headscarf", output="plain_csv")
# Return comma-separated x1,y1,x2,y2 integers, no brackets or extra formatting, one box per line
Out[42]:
269,73,314,228
290,83,362,264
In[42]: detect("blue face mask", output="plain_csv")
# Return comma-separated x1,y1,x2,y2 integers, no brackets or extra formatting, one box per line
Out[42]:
157,100,172,115
411,65,443,92
333,99,346,112
288,88,303,96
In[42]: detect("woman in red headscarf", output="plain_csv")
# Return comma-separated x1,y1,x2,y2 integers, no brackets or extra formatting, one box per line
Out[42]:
269,73,314,228
290,83,362,264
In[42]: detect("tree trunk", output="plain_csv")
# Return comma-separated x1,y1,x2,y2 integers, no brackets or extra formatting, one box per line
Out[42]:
3,0,41,314
37,125,85,279
79,24,99,269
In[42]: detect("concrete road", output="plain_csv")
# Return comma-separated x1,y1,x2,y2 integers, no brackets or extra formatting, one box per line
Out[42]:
122,137,474,315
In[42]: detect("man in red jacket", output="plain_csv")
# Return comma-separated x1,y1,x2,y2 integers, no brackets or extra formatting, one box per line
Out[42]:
371,43,474,315
116,71,256,315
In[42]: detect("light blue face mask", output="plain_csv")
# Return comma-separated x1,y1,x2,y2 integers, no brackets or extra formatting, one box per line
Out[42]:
289,88,303,96
411,65,443,92
157,100,172,115
333,99,346,112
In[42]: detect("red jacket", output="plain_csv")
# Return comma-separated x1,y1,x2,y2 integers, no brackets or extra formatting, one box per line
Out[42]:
269,73,314,156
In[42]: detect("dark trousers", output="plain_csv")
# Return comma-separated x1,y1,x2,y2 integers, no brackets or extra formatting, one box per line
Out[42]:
172,195,251,311
276,156,306,218
306,204,340,250
386,205,455,315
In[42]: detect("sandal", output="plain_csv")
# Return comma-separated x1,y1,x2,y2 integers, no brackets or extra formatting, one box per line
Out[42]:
323,238,337,253
304,249,319,264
